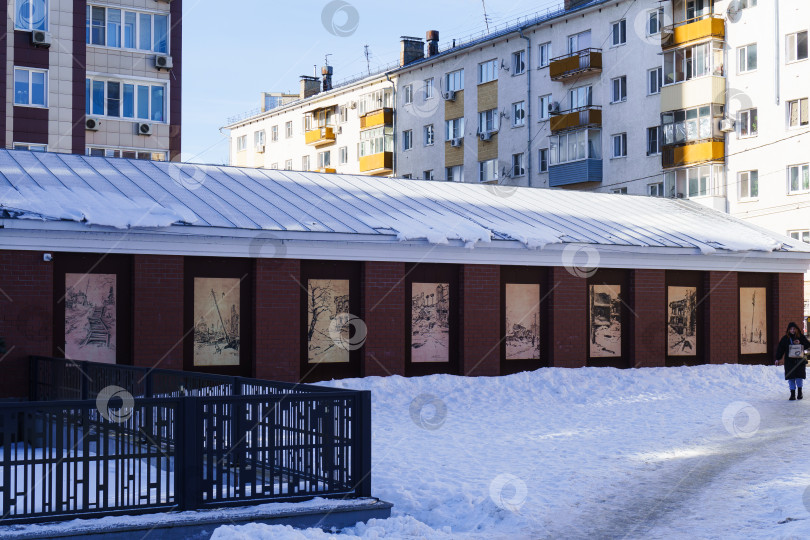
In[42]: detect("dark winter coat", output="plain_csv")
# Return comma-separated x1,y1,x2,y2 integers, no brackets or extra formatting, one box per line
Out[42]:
775,323,810,380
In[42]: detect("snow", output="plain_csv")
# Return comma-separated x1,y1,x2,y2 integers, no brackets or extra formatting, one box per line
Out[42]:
212,365,810,539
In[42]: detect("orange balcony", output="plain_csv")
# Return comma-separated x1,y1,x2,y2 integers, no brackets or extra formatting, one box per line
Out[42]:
550,106,602,133
316,167,336,174
549,49,602,81
662,140,724,169
360,108,393,129
305,127,336,147
662,15,724,49
359,152,393,175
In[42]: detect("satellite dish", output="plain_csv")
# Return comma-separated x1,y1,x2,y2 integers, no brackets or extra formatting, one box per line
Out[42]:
727,0,742,23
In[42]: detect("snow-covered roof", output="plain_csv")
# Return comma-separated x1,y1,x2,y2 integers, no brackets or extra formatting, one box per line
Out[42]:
0,150,808,272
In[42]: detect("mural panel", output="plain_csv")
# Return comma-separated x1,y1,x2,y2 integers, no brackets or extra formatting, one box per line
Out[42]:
193,278,240,366
411,282,450,363
589,284,622,358
505,283,541,360
667,286,698,356
740,287,767,354
65,273,117,364
307,279,351,364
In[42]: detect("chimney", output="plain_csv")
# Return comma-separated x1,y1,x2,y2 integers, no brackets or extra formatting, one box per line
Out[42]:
426,30,439,57
299,76,320,99
400,36,425,66
322,65,334,92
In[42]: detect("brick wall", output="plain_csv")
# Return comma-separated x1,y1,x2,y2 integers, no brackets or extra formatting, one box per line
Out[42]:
773,272,805,344
705,271,738,364
549,267,588,368
0,251,53,398
632,269,666,367
133,255,184,371
254,259,300,382
460,265,500,376
363,262,406,377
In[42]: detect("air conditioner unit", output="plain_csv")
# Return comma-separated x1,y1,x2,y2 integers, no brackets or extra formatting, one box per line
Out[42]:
85,117,101,131
255,144,265,153
31,30,51,48
548,101,561,115
719,118,735,132
155,55,173,70
442,90,457,102
450,137,463,147
337,126,343,134
350,101,358,109
480,131,493,141
137,123,153,136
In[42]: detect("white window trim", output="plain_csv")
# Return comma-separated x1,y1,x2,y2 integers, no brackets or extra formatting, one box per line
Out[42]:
13,67,48,108
786,31,809,64
86,4,171,54
512,50,526,75
611,133,628,159
512,153,526,177
404,84,413,105
647,67,662,96
787,163,810,194
512,102,526,127
737,43,757,74
538,42,552,68
611,19,627,47
13,143,47,152
647,8,664,36
738,108,758,138
611,76,627,104
86,145,167,161
86,75,168,122
738,170,759,201
478,60,498,85
15,0,49,32
538,148,549,173
403,129,413,151
787,98,809,129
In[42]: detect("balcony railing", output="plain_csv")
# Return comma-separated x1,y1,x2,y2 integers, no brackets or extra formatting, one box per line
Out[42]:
359,151,393,175
662,139,724,169
550,105,602,133
549,48,602,81
549,158,602,187
305,127,336,146
360,108,393,130
662,15,724,49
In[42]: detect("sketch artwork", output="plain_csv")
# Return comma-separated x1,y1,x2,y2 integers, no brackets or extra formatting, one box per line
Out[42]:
65,273,117,364
589,284,621,358
505,284,541,360
193,277,240,366
411,282,450,363
307,279,351,364
668,286,697,356
740,287,767,354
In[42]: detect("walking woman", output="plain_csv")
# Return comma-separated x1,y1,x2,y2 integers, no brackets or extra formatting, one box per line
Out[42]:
775,322,810,400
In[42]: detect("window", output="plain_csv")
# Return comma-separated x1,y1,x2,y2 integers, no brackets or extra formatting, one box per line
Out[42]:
271,125,278,142
663,41,724,85
236,135,247,152
786,31,809,63
403,129,413,151
611,20,626,46
568,30,591,54
359,126,394,156
611,76,627,103
646,127,660,156
16,0,48,31
788,164,810,193
445,117,465,140
304,116,312,132
254,130,265,147
538,148,548,172
664,165,726,199
284,159,292,170
569,85,592,108
446,165,463,182
648,67,663,95
479,159,498,182
648,182,664,197
86,5,168,53
404,84,413,104
14,68,47,107
358,88,393,115
86,147,166,161
789,230,810,243
612,187,628,194
270,163,278,169
302,155,310,171
661,104,723,145
612,133,627,158
512,153,525,177
446,69,464,91
13,143,46,152
402,174,412,179
285,121,293,138
424,170,434,180
339,106,349,123
648,8,664,35
549,129,601,165
85,77,165,121
512,102,525,127
479,109,499,133
512,50,526,75
539,95,551,120
424,78,434,99
478,60,497,84
538,42,552,67
317,151,331,169
738,44,757,73
739,170,759,199
339,146,348,164
424,124,435,146
739,108,758,137
788,98,809,127
686,0,711,20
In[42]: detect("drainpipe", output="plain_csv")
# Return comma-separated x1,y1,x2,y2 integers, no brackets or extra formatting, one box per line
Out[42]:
519,27,532,183
774,0,781,105
386,73,397,177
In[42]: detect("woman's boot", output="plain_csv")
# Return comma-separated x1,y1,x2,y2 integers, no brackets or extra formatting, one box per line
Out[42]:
790,389,796,400
798,388,803,400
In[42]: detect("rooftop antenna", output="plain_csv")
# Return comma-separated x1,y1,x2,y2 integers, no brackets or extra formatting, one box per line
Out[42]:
364,45,371,75
324,53,332,66
481,0,491,33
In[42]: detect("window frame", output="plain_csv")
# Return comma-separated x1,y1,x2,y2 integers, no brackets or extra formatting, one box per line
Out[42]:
648,182,664,197
646,126,660,156
479,108,499,133
13,142,47,152
538,148,549,173
788,230,810,244
739,108,758,138
445,117,465,141
285,121,293,138
647,8,664,36
15,0,48,32
787,163,810,194
612,133,628,158
402,129,413,151
85,4,170,54
611,76,627,103
538,94,552,121
648,67,663,95
478,60,498,84
611,19,627,47
424,124,435,146
538,42,552,68
236,135,247,152
85,75,167,122
445,69,465,92
14,67,48,108
512,153,525,177
403,84,413,105
424,78,434,100
512,50,526,75
788,98,809,128
737,43,758,74
512,102,526,127
738,170,759,200
478,158,498,183
339,146,349,164
786,30,809,64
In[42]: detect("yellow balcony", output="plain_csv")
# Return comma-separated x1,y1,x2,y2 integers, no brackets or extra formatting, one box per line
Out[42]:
550,106,602,133
662,140,724,169
549,49,602,81
305,127,336,147
360,108,393,129
359,152,393,175
316,167,336,174
662,16,724,49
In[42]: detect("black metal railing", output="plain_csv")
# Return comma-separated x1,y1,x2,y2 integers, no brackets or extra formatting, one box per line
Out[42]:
0,357,371,525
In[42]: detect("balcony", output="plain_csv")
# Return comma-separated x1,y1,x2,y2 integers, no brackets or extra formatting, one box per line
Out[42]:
662,140,724,169
662,15,724,49
316,167,336,174
661,76,725,112
549,49,602,81
550,106,602,133
360,108,393,130
305,127,336,147
359,152,393,175
548,159,602,188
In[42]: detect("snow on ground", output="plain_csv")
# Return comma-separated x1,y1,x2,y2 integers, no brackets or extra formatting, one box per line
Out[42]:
213,365,810,540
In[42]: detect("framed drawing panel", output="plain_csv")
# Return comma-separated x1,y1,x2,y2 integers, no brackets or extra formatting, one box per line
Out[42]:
586,269,631,369
665,271,705,367
738,273,772,365
500,266,550,375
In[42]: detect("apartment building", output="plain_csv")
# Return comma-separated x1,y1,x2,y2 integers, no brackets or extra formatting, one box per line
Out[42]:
5,0,181,160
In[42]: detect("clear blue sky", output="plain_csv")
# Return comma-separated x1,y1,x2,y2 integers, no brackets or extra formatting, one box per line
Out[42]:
181,0,563,164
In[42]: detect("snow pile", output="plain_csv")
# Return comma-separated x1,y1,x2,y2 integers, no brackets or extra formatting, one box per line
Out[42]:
213,365,810,539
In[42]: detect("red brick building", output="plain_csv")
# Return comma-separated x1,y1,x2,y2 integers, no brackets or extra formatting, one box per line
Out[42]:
1,150,808,397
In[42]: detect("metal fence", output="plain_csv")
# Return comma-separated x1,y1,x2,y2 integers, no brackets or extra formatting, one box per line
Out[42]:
0,357,371,525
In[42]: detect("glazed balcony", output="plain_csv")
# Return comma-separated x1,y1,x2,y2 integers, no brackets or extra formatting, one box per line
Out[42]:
548,159,602,188
662,15,724,50
549,49,602,81
550,105,602,133
360,108,393,130
662,139,724,169
359,152,393,175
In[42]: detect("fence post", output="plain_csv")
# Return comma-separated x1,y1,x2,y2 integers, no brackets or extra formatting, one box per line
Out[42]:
176,397,201,511
29,357,39,401
145,371,153,399
352,391,372,498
